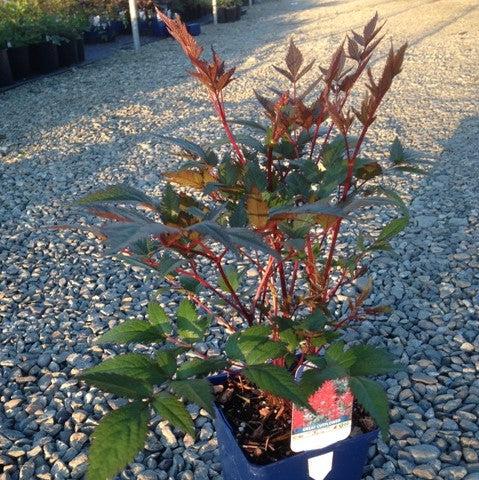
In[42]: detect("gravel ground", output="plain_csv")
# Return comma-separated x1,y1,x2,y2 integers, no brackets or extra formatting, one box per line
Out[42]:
1,0,479,479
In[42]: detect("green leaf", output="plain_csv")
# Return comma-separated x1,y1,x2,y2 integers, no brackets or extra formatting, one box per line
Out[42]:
96,319,164,345
169,379,215,415
87,401,149,480
152,392,195,437
158,135,207,159
300,364,347,397
225,325,287,364
325,342,357,370
349,345,401,377
243,364,309,409
377,216,409,243
100,222,177,253
83,353,168,385
80,372,152,399
176,299,208,343
299,309,329,332
230,118,268,132
176,357,227,380
160,184,181,222
156,348,182,377
154,253,183,279
218,264,241,293
147,302,171,335
179,276,203,294
78,184,154,206
244,161,268,191
349,377,389,438
229,200,248,228
226,227,280,259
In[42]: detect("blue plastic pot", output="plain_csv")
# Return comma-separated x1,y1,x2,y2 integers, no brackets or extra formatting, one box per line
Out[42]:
187,23,201,37
210,374,378,480
152,20,169,38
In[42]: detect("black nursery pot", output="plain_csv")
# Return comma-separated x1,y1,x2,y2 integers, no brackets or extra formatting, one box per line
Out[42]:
76,38,85,63
7,46,31,80
226,6,240,22
217,7,228,23
0,49,14,87
209,374,378,480
29,42,59,74
58,39,79,67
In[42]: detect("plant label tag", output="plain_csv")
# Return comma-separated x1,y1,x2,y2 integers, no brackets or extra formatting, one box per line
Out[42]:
290,370,353,453
308,451,334,480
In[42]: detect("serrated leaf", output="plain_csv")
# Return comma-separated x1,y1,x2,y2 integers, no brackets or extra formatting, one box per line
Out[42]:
349,377,389,438
147,302,171,335
179,276,203,293
156,348,182,377
152,392,195,436
299,364,347,397
325,342,357,369
377,216,409,243
217,264,241,293
79,184,154,206
230,118,268,132
169,379,215,415
188,221,239,256
176,357,227,380
229,200,248,228
96,319,164,345
226,227,279,259
270,201,344,220
87,401,149,480
165,168,216,190
100,221,178,253
243,364,309,409
177,299,208,342
80,372,152,398
225,325,287,364
285,38,304,78
349,345,401,377
158,135,207,159
299,309,329,332
83,353,168,386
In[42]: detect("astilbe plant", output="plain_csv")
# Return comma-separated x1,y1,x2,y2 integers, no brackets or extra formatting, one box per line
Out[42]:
73,13,423,480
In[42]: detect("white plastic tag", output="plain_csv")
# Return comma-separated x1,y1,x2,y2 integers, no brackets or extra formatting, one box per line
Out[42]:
290,366,352,453
308,452,334,480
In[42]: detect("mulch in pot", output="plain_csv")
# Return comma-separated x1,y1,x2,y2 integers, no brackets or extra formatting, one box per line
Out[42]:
215,375,375,465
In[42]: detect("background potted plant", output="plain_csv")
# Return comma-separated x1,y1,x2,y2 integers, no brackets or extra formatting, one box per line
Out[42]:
0,0,38,80
69,13,423,480
0,21,14,87
217,0,242,23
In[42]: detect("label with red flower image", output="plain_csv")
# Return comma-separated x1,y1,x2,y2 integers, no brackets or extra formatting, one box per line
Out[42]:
290,376,353,453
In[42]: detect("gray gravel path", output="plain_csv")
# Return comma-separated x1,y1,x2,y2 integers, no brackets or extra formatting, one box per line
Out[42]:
1,0,478,479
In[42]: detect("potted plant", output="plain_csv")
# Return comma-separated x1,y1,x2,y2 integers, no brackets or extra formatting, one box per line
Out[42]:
71,13,422,480
56,13,89,67
0,0,38,80
0,22,14,87
218,0,242,23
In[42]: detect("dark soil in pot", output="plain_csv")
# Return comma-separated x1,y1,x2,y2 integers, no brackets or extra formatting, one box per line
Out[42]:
0,49,14,87
29,42,59,74
215,376,375,465
7,46,31,80
58,40,79,67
